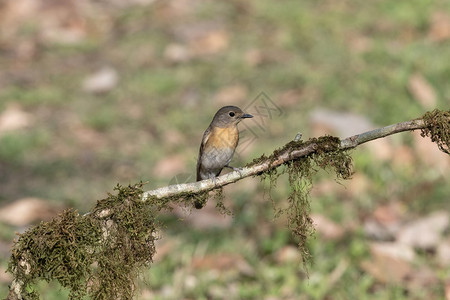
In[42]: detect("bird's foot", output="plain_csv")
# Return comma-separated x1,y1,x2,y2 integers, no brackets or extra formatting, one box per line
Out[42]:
209,174,218,186
225,165,244,177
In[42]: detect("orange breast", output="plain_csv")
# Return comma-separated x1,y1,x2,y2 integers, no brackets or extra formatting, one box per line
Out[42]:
207,126,239,150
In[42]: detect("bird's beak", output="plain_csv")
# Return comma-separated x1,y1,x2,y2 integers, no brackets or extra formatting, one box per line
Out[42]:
241,113,253,119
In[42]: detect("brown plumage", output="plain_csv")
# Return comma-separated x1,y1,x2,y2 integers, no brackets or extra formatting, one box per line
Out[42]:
195,106,253,208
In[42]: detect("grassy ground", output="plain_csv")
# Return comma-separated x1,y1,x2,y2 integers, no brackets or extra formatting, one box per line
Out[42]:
0,0,449,299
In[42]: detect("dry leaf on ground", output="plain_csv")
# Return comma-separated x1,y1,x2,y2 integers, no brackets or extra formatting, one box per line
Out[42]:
365,201,405,241
413,130,450,173
274,245,301,263
428,12,450,42
164,43,192,63
189,29,229,56
397,211,449,250
446,281,450,300
192,253,254,276
0,104,32,136
82,67,119,94
0,197,63,226
153,237,180,262
437,240,450,267
361,242,415,284
153,155,187,178
311,214,345,240
408,73,437,109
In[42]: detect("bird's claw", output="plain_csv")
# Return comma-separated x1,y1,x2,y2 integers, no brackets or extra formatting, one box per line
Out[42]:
225,165,244,177
209,174,218,186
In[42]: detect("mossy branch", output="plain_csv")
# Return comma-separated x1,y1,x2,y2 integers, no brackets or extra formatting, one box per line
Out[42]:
6,109,449,300
143,115,436,201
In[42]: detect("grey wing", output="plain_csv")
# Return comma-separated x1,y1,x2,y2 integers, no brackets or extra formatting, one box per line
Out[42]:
196,126,212,181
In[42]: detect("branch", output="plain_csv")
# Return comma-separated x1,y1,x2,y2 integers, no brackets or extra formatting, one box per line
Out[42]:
6,111,448,299
143,118,427,201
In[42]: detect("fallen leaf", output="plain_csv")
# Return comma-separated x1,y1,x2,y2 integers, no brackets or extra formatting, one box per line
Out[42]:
164,129,185,147
0,0,88,44
0,197,63,226
344,173,370,198
0,0,39,40
437,240,450,267
164,43,192,63
189,29,229,56
364,201,405,241
311,214,345,240
371,241,416,262
153,155,186,178
311,179,340,197
373,201,405,226
347,34,373,54
368,138,395,161
361,242,415,284
413,130,450,174
72,120,107,149
428,12,450,42
397,211,449,250
153,237,179,262
274,245,301,263
82,67,119,94
364,219,397,241
244,48,264,67
155,0,194,20
446,281,450,300
108,0,156,8
408,73,437,109
406,266,438,290
0,104,32,136
392,145,415,170
192,253,254,275
15,39,37,62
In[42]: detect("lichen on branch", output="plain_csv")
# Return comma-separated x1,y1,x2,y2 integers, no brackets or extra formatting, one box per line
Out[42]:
255,136,353,268
421,109,450,154
8,183,160,300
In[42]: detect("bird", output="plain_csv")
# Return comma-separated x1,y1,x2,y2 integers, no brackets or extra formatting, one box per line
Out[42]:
195,106,253,208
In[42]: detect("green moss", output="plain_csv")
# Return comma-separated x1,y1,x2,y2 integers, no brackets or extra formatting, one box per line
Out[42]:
245,136,353,270
214,188,233,216
8,209,101,300
421,109,450,154
7,135,356,298
8,182,159,300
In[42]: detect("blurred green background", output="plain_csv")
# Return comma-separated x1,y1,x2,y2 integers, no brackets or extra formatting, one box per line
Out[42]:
0,0,449,299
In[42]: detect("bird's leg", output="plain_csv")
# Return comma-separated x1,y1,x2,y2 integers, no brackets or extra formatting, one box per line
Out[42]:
224,165,243,177
209,174,218,186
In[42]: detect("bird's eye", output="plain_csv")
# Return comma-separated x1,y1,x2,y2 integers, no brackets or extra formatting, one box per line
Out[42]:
229,112,235,117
